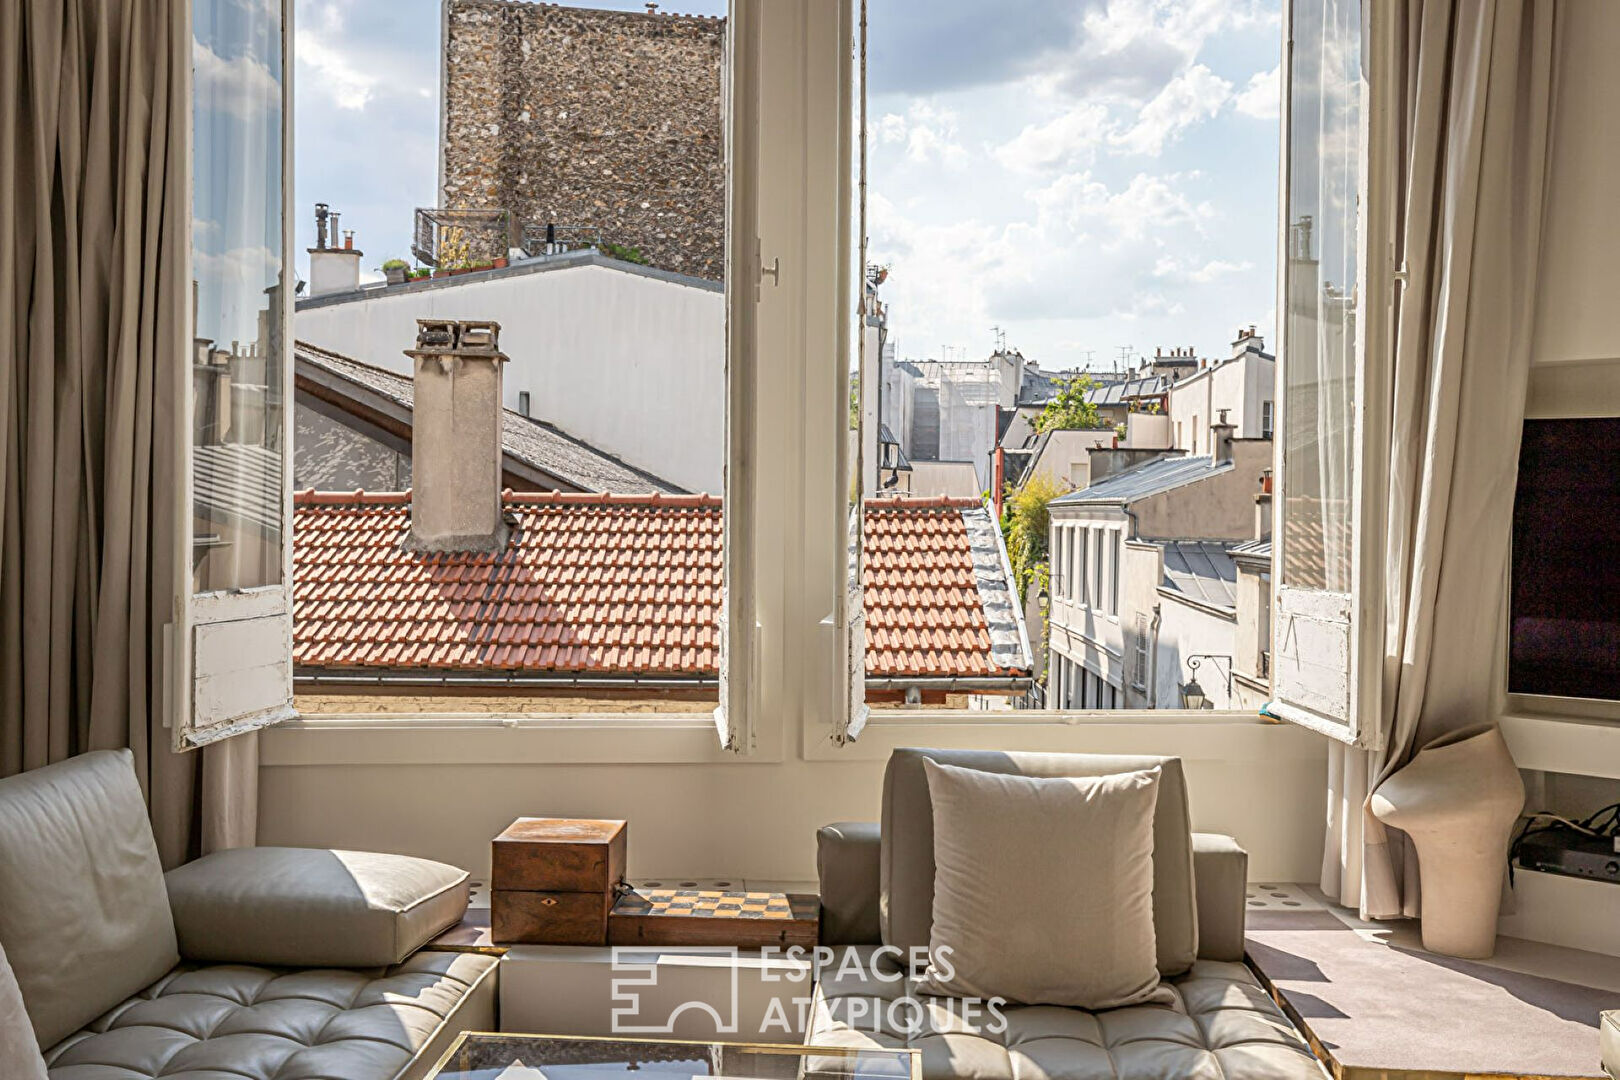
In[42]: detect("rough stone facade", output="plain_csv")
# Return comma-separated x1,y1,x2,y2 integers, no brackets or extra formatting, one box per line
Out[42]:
442,0,725,279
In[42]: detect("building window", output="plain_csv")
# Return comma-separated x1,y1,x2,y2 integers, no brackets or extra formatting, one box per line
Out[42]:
1262,398,1274,438
1133,613,1150,690
1110,531,1121,616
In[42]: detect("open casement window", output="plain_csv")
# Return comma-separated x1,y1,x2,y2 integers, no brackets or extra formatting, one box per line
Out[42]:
1270,0,1395,747
175,0,296,748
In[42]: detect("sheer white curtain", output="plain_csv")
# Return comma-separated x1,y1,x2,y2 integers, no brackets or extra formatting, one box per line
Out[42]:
1323,0,1559,918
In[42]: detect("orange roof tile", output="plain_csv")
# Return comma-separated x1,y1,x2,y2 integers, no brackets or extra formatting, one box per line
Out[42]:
292,491,1030,682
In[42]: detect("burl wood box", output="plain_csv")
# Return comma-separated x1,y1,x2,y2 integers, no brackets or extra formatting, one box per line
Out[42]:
491,818,627,945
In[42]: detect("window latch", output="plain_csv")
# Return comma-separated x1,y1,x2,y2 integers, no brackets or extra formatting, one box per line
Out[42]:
760,256,780,286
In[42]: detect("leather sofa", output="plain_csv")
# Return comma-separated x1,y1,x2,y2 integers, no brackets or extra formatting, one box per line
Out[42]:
812,748,1328,1080
0,750,496,1080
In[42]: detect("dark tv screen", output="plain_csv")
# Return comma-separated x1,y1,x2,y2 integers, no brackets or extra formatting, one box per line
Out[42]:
1510,418,1620,701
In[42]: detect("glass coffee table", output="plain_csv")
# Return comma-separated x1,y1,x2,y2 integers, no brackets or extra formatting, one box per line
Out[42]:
423,1033,919,1080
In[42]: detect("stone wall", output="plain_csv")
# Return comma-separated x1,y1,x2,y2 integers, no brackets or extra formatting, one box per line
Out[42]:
442,0,725,279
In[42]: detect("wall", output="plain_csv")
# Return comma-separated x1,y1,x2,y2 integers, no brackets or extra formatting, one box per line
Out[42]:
257,717,1330,885
1025,429,1115,492
1167,352,1275,453
1131,440,1272,540
441,0,724,278
293,397,410,491
1156,592,1239,711
295,256,724,493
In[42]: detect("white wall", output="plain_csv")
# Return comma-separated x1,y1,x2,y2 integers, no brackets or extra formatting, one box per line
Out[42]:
1167,353,1275,453
1156,593,1239,711
296,259,725,493
1533,0,1620,368
257,717,1329,885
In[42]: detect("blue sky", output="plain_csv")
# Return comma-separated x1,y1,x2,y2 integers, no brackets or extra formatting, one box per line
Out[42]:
295,0,1281,371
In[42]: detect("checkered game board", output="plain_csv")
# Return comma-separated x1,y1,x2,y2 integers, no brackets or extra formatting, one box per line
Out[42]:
612,887,818,921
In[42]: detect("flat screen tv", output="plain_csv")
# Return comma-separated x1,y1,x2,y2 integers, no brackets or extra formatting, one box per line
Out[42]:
1510,418,1620,702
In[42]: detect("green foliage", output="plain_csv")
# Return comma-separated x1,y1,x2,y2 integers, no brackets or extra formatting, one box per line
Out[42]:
1033,374,1104,434
1001,470,1065,597
381,258,409,271
597,242,649,265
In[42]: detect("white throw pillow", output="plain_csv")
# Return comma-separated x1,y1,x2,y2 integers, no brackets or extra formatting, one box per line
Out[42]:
915,759,1165,1009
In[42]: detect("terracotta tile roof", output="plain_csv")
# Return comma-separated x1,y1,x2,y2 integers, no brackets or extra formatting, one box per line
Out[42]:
293,491,1031,683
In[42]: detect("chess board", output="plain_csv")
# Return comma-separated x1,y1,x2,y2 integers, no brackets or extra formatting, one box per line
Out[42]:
608,886,819,948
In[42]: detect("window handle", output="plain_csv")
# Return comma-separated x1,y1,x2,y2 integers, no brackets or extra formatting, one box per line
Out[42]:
761,256,780,286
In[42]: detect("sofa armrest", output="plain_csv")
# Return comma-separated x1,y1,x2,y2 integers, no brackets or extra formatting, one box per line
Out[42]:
1193,832,1249,962
817,822,882,946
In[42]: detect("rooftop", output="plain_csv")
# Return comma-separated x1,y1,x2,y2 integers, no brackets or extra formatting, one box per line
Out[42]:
296,341,682,495
1050,452,1223,506
1157,540,1241,611
292,492,1031,686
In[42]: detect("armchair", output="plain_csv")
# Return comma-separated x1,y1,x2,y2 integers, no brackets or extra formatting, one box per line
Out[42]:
811,748,1327,1080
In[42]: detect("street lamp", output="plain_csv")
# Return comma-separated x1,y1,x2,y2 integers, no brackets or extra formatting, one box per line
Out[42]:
1180,654,1232,710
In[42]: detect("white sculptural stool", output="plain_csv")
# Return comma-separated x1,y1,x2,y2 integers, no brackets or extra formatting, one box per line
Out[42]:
1370,723,1525,959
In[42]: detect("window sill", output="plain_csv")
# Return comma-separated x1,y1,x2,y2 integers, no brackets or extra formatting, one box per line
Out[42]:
260,712,784,767
802,709,1321,763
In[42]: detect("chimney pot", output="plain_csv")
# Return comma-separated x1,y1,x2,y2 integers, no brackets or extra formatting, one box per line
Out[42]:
404,319,510,553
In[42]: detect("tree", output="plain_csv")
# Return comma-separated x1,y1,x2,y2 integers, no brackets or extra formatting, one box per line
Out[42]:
1001,470,1065,597
1033,374,1103,434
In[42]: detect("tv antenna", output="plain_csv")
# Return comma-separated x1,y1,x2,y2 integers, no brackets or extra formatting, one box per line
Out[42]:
991,326,1007,353
1116,344,1134,373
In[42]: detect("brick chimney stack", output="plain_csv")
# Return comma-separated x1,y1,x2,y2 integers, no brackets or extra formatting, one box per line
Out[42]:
404,319,510,553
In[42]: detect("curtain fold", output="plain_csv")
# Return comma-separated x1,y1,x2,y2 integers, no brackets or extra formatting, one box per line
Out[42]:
0,0,258,867
1323,0,1559,918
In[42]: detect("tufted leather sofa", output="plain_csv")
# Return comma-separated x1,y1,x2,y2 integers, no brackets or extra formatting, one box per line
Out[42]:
0,751,496,1080
811,749,1329,1080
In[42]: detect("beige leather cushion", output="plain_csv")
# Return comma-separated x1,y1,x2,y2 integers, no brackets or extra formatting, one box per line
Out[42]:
166,847,469,968
817,822,883,946
42,951,498,1080
0,940,47,1080
812,945,1327,1080
881,748,1199,977
0,750,179,1049
916,760,1164,1009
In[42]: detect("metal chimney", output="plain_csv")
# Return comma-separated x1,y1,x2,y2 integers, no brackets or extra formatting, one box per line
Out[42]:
404,319,510,553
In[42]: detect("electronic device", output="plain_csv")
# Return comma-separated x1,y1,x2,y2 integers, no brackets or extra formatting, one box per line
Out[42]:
1514,824,1620,884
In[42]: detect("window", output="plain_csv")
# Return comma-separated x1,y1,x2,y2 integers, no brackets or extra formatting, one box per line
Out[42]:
1133,614,1150,690
1092,527,1105,615
1270,0,1395,744
177,0,295,747
1262,399,1275,438
1109,531,1121,617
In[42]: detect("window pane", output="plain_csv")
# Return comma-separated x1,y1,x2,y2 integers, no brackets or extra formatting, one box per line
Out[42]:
191,0,285,593
1282,0,1360,593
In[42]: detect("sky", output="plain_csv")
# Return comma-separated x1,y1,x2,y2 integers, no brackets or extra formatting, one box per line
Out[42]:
294,0,1282,373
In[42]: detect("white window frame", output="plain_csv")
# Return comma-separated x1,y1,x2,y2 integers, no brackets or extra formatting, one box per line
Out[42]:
173,0,297,749
1268,0,1398,749
256,0,1298,770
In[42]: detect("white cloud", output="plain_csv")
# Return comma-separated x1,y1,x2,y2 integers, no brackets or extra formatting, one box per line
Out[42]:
1108,65,1232,156
876,101,969,167
1233,64,1280,120
296,1,381,111
995,103,1111,173
192,41,280,121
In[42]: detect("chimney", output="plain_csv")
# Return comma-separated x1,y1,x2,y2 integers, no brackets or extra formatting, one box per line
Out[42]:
307,203,362,297
1212,408,1235,465
1232,325,1263,358
404,319,510,553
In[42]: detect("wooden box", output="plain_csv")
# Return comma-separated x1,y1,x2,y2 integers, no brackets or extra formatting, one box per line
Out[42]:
608,886,819,948
491,818,627,945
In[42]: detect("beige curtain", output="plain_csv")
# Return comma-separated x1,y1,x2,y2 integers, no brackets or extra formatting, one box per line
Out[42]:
1323,0,1559,918
0,0,257,867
